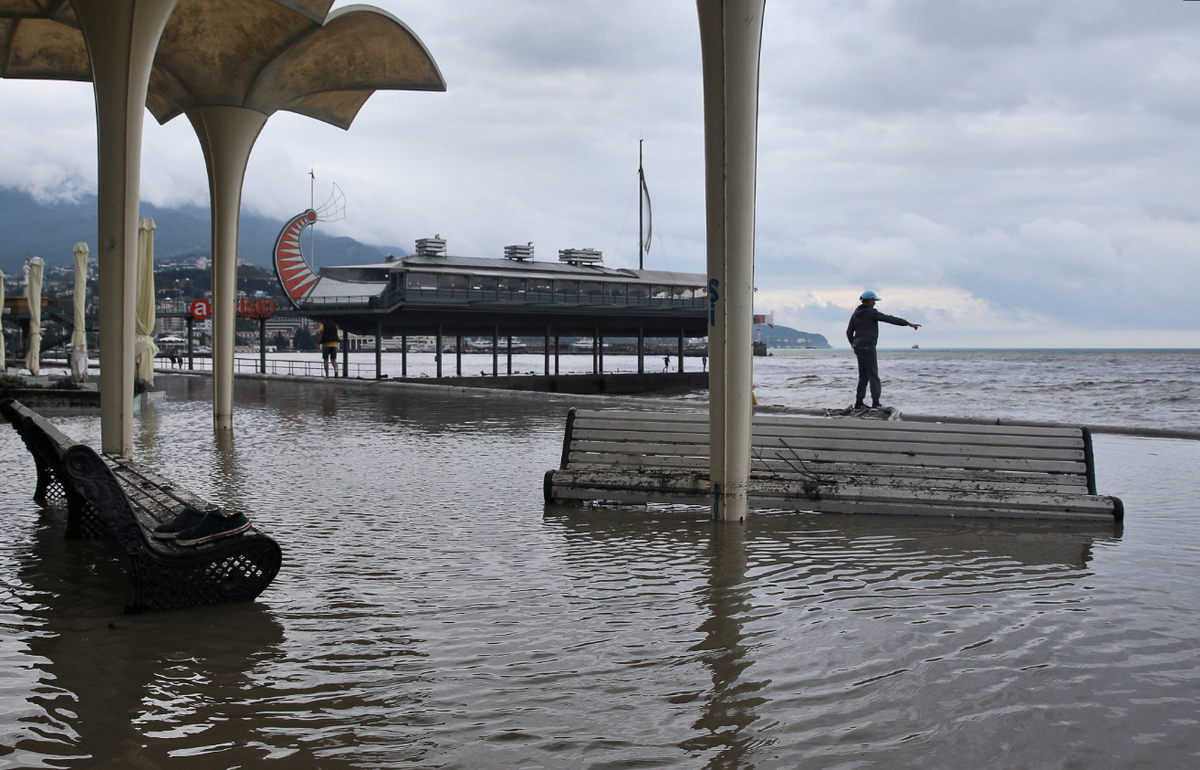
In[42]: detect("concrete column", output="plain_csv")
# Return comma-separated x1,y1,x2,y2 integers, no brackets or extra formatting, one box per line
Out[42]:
401,334,407,376
638,327,645,374
341,328,348,377
375,324,382,379
678,328,685,373
697,0,765,522
73,0,178,455
187,105,268,431
544,327,551,375
455,334,462,376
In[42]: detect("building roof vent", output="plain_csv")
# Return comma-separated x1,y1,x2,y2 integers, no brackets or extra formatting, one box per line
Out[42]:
559,248,602,266
415,236,447,257
504,243,534,261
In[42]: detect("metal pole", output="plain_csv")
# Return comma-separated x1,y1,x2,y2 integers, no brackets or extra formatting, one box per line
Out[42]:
554,334,560,375
375,323,382,380
598,332,604,374
401,334,407,377
506,334,512,375
456,334,462,376
492,326,499,376
436,325,442,378
678,328,684,373
544,326,551,376
259,316,266,373
187,316,194,370
698,0,764,522
638,327,644,374
593,326,599,374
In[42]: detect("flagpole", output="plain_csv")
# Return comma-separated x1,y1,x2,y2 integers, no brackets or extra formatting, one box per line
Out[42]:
638,140,644,271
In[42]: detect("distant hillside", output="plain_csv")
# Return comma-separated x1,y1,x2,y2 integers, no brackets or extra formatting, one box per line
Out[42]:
755,323,831,349
0,186,406,274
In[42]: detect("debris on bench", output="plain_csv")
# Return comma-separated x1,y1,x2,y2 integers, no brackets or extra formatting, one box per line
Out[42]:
2,398,283,613
544,408,1124,523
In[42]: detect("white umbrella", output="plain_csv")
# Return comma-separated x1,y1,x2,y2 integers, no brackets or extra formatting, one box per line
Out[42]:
135,217,158,385
71,242,89,382
0,270,6,370
24,257,43,375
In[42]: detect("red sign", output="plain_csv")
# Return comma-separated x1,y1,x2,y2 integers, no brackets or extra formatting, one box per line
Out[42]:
189,298,211,320
237,298,275,320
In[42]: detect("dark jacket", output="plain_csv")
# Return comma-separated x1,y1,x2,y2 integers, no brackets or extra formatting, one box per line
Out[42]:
846,304,909,348
319,322,340,345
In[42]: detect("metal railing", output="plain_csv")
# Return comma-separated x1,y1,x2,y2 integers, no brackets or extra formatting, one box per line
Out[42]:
187,356,378,379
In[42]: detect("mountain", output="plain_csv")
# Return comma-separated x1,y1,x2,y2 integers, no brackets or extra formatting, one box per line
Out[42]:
0,186,406,274
755,323,831,349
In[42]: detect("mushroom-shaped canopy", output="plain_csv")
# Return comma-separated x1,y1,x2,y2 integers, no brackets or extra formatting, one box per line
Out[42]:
0,1,89,80
1,0,446,130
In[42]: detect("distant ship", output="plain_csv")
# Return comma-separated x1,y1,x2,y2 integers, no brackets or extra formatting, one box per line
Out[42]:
912,344,920,349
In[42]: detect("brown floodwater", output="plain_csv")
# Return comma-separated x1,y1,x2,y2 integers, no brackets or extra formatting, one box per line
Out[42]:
2,374,1198,769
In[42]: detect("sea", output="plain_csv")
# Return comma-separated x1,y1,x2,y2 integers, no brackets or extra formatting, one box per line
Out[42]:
2,348,1199,768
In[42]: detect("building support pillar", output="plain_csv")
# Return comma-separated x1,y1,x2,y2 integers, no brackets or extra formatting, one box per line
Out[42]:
187,105,269,430
375,324,382,379
436,325,443,378
638,327,645,374
74,0,178,455
544,327,551,375
697,0,765,522
456,334,462,376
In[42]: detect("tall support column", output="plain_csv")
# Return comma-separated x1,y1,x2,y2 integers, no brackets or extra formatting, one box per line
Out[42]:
678,328,685,373
554,334,560,375
598,332,604,374
341,328,349,377
697,0,765,522
638,327,645,374
187,316,194,370
401,334,407,377
74,0,179,455
506,335,512,375
187,105,268,431
544,327,551,375
593,326,599,374
492,326,499,376
259,317,267,373
455,334,462,376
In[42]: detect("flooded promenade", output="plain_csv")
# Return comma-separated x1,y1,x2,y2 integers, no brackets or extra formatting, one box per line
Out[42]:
2,373,1200,768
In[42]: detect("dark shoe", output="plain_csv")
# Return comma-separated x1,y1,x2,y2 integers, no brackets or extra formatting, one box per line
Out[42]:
175,510,251,546
853,403,867,410
152,506,208,540
870,403,883,410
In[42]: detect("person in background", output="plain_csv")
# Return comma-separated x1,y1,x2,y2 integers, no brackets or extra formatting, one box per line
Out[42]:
846,290,920,410
319,319,340,378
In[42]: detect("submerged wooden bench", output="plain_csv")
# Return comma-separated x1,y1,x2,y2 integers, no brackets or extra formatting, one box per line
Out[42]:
544,408,1124,522
2,398,282,613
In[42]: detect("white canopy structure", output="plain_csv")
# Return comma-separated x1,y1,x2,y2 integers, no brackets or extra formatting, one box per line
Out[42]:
71,242,89,383
135,217,158,386
24,257,43,376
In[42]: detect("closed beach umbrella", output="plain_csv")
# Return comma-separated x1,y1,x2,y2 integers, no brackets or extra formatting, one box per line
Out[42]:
25,257,43,375
0,270,6,369
71,242,89,382
135,217,158,385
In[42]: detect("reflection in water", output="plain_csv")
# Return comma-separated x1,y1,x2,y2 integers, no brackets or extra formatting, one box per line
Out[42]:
2,374,1197,769
683,523,768,769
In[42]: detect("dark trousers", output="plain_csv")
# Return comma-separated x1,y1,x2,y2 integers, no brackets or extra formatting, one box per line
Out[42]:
854,345,880,406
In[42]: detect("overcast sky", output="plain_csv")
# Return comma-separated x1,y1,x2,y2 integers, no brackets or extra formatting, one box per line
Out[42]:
2,0,1198,348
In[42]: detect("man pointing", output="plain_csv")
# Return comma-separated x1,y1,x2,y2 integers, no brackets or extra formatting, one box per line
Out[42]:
846,291,920,410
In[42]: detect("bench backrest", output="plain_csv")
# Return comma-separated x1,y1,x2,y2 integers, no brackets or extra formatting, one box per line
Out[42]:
561,408,1096,493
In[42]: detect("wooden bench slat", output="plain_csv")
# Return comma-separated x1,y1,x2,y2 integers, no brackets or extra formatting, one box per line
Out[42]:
569,441,1088,474
572,409,1087,438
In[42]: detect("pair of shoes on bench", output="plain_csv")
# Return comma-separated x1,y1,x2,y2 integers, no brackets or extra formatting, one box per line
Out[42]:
153,507,250,546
